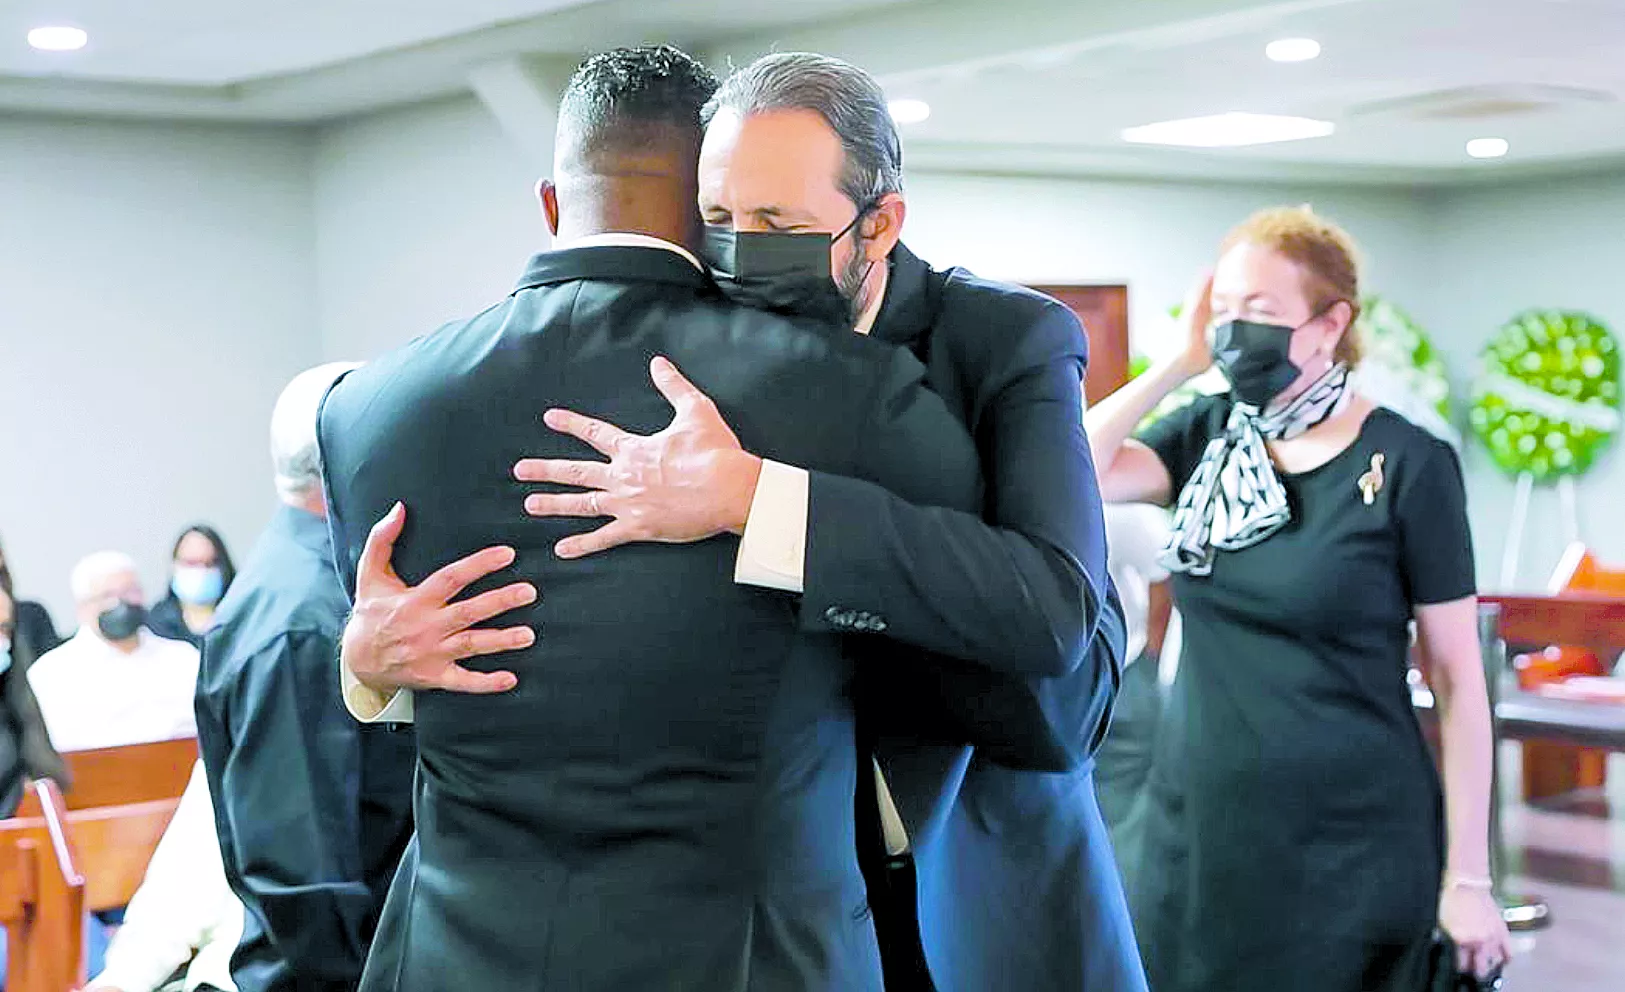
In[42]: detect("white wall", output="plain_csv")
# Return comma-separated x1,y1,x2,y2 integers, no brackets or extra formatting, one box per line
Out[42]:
8,93,1615,620
902,171,1438,361
1421,174,1625,589
0,115,318,625
314,96,548,362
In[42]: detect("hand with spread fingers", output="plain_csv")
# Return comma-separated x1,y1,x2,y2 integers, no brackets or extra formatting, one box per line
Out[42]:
513,356,763,559
341,502,536,695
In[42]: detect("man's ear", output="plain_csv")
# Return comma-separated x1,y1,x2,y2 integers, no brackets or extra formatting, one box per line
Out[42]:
863,193,906,262
537,179,560,237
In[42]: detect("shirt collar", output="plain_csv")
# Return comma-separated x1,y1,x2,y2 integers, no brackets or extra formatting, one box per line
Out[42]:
854,265,890,336
554,233,705,273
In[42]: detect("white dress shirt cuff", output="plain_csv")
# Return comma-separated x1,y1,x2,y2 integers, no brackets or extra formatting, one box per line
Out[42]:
734,460,809,594
341,659,416,723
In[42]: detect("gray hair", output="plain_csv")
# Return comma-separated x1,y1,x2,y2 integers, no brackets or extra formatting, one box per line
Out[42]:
70,551,138,604
704,52,903,209
271,362,363,502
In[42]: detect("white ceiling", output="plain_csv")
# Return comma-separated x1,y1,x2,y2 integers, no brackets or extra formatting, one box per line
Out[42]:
3,0,1623,184
877,0,1625,182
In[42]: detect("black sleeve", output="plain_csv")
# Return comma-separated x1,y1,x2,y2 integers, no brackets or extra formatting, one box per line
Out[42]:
1134,394,1227,499
802,316,1106,679
316,383,361,602
8,668,67,785
1396,437,1477,607
207,631,372,988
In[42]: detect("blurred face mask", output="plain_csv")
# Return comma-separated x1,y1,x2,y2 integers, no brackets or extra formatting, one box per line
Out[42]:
0,637,11,675
172,565,225,607
97,601,147,642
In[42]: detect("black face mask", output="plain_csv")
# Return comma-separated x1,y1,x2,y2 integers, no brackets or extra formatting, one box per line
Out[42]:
700,205,877,328
1212,319,1303,407
700,228,852,327
97,601,147,642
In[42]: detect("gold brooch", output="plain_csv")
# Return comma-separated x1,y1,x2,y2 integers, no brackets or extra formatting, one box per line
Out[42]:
1357,453,1385,505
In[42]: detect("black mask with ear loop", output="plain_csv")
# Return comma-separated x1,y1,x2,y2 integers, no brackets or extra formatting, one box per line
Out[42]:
835,202,882,308
700,201,879,328
1211,304,1342,408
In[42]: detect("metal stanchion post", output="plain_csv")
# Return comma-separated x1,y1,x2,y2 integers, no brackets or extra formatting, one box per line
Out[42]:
1479,602,1552,931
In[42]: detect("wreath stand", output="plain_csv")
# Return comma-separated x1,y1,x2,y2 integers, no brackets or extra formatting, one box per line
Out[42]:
1498,474,1582,590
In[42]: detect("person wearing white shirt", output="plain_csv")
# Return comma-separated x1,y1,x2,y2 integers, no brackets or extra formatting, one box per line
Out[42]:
28,552,199,753
84,760,243,992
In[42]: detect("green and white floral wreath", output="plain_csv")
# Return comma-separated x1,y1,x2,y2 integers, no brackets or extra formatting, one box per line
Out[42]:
1355,296,1451,420
1469,310,1620,483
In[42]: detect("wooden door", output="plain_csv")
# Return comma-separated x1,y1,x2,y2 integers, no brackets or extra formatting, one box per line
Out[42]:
1028,285,1130,406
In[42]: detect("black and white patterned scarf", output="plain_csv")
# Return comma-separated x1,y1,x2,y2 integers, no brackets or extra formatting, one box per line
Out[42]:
1159,363,1351,576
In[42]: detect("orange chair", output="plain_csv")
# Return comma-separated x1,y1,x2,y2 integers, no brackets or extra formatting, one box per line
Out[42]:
1517,543,1625,804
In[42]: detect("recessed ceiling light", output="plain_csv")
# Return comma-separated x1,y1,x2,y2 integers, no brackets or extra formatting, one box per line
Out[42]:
1266,38,1321,63
27,25,88,52
1121,112,1334,148
888,99,931,125
1466,137,1509,159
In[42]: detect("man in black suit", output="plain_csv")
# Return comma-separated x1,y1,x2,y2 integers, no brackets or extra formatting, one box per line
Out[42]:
507,53,1144,992
317,47,981,992
339,52,1141,992
196,363,416,992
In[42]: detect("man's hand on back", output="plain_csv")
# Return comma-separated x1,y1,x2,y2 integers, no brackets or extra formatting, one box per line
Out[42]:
343,502,536,694
514,357,763,558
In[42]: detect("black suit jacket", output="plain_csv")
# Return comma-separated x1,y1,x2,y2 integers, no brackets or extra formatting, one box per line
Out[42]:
196,505,416,992
316,245,982,992
817,243,1116,773
832,244,1144,991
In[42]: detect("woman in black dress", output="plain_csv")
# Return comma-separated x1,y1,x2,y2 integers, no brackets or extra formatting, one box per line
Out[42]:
1085,207,1511,990
147,524,236,647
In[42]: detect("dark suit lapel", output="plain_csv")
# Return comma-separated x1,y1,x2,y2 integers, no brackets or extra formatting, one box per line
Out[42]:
513,245,714,295
871,243,942,352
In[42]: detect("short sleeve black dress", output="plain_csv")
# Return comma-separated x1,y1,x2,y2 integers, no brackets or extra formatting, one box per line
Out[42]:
1128,394,1475,992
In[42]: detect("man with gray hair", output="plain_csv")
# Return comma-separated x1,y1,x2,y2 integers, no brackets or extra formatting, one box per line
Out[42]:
196,362,416,992
30,549,199,752
342,50,1140,992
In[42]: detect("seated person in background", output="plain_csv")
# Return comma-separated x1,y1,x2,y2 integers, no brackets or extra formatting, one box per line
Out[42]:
0,534,64,657
0,585,67,816
148,527,236,649
28,552,199,752
1093,501,1176,876
83,760,243,992
196,364,415,992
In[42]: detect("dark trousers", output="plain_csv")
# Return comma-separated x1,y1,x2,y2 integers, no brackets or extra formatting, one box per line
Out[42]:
1093,653,1165,882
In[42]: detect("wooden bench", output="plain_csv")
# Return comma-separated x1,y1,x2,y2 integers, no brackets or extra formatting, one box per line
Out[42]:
4,739,198,987
0,779,86,992
61,736,198,811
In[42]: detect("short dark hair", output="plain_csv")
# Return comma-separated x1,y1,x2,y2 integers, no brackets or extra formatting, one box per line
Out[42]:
559,46,720,158
703,52,903,208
